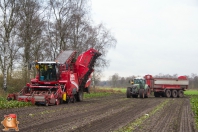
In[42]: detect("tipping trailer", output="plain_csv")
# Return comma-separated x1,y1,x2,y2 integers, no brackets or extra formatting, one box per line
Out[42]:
7,48,101,106
144,74,189,98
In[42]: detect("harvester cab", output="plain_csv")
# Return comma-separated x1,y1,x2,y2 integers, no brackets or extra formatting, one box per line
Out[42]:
127,77,150,98
36,62,58,81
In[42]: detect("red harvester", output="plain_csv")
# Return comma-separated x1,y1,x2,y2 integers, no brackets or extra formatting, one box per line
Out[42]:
7,48,101,106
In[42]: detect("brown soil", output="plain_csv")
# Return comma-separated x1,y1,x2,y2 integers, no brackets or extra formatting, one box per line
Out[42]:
0,93,197,132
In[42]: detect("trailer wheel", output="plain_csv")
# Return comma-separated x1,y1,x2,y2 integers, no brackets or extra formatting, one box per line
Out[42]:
178,90,184,98
154,92,160,97
165,90,171,98
126,87,132,98
139,89,145,98
172,90,177,98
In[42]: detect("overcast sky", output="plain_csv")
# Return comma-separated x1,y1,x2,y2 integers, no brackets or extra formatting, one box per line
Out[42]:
91,0,198,80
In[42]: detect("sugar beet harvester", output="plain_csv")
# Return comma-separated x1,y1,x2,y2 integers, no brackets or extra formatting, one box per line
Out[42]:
127,74,189,98
7,48,101,106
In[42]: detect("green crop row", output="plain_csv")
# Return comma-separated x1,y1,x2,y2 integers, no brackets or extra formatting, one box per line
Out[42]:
189,95,198,128
0,97,32,109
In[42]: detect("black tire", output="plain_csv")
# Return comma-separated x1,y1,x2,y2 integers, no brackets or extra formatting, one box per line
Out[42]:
55,99,60,105
126,87,132,98
154,92,160,97
76,90,83,102
172,90,177,98
145,88,150,98
132,95,138,98
165,89,171,98
7,97,12,101
178,90,184,98
139,89,145,98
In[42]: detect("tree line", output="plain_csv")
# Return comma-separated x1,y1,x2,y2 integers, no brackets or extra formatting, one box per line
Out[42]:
100,73,198,89
0,0,117,91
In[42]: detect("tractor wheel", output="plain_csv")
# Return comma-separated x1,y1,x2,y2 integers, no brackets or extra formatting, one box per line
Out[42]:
139,89,145,98
145,88,150,98
178,90,184,98
132,95,138,98
154,92,160,97
172,90,177,98
76,90,83,102
126,87,131,98
165,90,171,98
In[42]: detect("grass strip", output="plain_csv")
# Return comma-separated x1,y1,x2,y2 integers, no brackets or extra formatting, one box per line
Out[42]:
115,99,170,132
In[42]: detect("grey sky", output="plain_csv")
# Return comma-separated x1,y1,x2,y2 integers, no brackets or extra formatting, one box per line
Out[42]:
91,0,198,80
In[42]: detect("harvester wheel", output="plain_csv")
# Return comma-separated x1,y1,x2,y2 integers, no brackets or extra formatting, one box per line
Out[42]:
45,101,49,106
139,89,145,98
178,90,184,98
165,90,171,98
55,99,60,105
7,97,12,101
76,90,83,102
172,90,177,98
126,87,131,98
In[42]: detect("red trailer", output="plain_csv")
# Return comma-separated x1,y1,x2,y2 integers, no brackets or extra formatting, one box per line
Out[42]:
144,74,189,98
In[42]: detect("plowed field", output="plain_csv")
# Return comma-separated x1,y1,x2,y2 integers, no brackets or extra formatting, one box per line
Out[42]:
0,93,197,132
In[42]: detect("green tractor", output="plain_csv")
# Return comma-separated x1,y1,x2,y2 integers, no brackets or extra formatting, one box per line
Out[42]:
126,78,151,98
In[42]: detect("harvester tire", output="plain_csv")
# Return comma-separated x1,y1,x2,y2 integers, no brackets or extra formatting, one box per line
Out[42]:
172,90,177,98
126,87,131,98
76,90,83,102
45,101,49,106
139,89,145,98
55,99,60,105
165,90,171,98
178,90,184,98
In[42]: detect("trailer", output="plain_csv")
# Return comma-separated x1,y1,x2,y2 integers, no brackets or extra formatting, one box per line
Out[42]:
144,74,189,98
7,48,101,106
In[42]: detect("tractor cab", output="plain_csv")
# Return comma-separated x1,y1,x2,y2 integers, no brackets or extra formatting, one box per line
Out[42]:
133,78,146,89
35,62,59,81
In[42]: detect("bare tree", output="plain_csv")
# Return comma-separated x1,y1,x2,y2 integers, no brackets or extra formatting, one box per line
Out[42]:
0,0,20,91
17,0,45,84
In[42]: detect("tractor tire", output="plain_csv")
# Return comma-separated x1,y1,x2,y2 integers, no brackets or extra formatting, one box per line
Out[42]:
132,95,138,98
76,90,83,102
172,90,177,98
165,89,171,98
126,87,131,98
178,90,184,98
145,88,150,98
154,92,160,97
139,89,145,98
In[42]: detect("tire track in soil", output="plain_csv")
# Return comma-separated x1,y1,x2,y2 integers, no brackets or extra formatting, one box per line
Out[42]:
179,98,196,132
0,94,133,131
134,97,197,132
71,97,165,132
